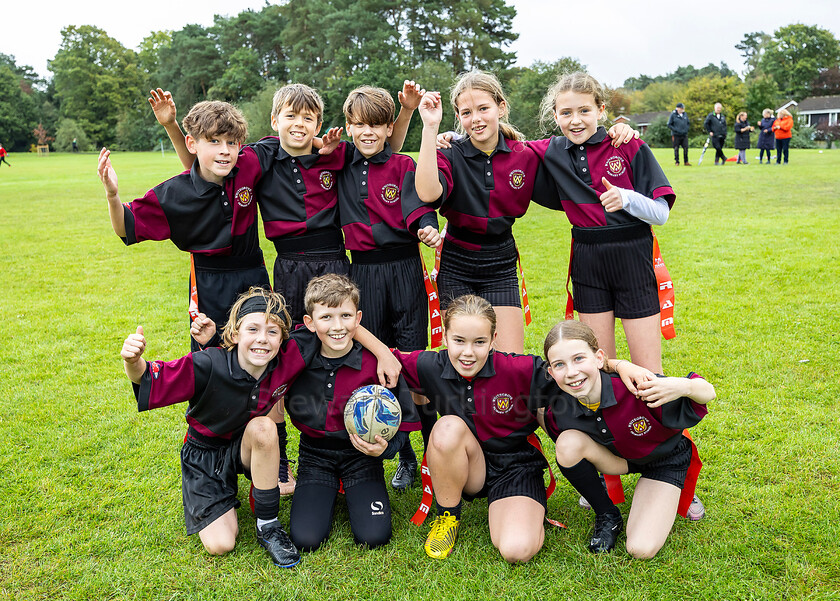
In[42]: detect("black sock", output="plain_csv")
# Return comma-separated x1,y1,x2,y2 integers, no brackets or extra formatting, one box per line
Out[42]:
558,459,619,516
436,500,462,520
252,485,281,521
398,437,417,463
276,422,289,483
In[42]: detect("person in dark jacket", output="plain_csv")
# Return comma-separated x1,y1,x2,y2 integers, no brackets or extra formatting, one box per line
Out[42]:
757,109,775,163
733,112,754,164
703,103,728,165
667,103,690,166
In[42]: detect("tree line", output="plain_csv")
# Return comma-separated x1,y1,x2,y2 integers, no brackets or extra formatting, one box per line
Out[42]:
2,6,839,153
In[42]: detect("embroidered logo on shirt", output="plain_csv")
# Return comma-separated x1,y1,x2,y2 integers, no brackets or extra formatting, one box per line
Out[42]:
509,169,526,190
271,384,288,399
629,416,652,436
235,186,253,208
605,156,626,178
492,393,514,414
381,184,400,204
150,361,162,380
319,171,334,190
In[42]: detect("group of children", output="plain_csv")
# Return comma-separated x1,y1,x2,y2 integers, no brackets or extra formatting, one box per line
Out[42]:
102,68,714,567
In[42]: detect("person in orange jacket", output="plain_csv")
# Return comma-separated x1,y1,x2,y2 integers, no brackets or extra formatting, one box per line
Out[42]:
772,109,793,165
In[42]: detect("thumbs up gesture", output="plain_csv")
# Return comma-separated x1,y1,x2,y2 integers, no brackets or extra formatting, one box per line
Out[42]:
121,326,147,363
599,177,624,213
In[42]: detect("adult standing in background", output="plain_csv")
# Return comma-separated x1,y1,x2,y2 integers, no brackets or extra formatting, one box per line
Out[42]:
667,103,690,166
757,109,775,164
703,103,728,166
733,112,754,165
773,109,793,165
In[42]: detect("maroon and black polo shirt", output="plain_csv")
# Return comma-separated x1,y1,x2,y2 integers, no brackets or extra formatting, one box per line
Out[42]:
544,371,708,464
283,336,420,441
121,146,263,257
133,329,317,444
393,349,554,454
435,134,545,250
337,143,438,255
529,127,675,228
250,137,347,252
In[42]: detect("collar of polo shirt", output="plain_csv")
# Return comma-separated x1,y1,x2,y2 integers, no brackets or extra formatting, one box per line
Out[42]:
352,142,392,164
460,132,511,158
562,126,607,150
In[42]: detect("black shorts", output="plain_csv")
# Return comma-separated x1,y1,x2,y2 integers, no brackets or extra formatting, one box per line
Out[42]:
437,237,520,310
295,435,384,490
273,250,350,326
350,246,428,351
180,434,246,536
626,435,692,489
570,224,659,319
191,253,271,352
463,445,548,510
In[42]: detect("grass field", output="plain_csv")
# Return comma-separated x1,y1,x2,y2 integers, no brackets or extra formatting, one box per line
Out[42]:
1,148,838,600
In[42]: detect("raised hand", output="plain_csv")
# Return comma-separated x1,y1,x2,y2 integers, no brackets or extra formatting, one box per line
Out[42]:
97,148,118,196
398,80,425,111
418,91,443,128
319,126,344,155
148,88,177,126
190,313,217,347
121,326,146,363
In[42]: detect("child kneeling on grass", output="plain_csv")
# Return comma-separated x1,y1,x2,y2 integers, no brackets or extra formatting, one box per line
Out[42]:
541,320,715,557
283,274,420,552
121,287,310,568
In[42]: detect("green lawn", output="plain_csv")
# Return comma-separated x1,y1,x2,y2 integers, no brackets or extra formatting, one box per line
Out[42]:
1,149,838,600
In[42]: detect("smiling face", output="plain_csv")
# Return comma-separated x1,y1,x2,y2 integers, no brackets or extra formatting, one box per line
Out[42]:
186,135,241,185
231,313,284,379
444,314,495,379
346,121,394,158
455,89,505,153
546,338,606,404
304,299,361,358
271,102,321,156
553,90,605,145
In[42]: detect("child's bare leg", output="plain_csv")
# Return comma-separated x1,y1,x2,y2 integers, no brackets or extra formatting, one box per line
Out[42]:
241,416,280,488
488,496,545,563
555,430,627,474
622,314,662,373
426,416,486,505
198,509,239,555
625,477,680,559
579,311,616,359
492,306,524,354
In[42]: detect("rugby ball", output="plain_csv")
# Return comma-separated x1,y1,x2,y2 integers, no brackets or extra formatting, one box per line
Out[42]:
344,385,402,443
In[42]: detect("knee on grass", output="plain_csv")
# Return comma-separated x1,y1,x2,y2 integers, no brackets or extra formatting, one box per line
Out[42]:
625,537,664,560
496,537,541,564
200,532,237,556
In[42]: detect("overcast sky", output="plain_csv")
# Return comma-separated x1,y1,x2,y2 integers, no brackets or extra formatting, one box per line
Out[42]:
3,0,840,88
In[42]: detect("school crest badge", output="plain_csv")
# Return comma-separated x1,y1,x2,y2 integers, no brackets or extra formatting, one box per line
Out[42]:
235,186,253,208
381,184,400,204
605,156,626,178
492,393,514,414
629,416,652,437
509,169,526,190
319,171,334,190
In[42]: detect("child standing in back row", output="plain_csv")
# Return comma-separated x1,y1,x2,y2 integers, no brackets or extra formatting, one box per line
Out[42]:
100,100,271,351
529,72,674,375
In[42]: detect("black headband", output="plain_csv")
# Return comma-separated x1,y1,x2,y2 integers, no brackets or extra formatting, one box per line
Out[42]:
240,296,279,319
